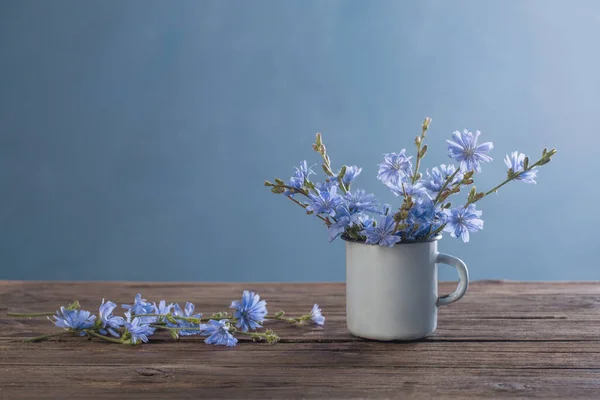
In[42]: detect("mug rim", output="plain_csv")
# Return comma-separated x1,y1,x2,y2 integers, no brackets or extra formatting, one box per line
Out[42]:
341,234,442,245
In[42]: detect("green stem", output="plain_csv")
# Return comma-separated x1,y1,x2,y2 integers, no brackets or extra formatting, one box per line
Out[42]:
23,331,71,343
412,124,429,184
465,160,543,206
8,312,55,317
433,169,461,204
85,330,125,344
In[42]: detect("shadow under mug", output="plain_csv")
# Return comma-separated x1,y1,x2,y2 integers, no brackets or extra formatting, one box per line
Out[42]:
344,235,469,341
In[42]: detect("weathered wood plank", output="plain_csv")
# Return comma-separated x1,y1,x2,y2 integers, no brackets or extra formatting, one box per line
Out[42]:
1,366,600,399
1,341,599,369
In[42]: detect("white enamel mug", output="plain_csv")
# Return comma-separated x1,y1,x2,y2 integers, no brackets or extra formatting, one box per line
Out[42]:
344,236,468,341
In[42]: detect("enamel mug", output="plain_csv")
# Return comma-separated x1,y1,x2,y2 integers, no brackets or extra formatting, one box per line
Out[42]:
344,235,468,341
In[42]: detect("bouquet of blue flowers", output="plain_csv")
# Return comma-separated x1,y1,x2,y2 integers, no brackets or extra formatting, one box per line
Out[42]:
265,118,556,245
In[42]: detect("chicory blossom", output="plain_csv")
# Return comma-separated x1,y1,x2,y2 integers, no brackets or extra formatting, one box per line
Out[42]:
504,151,537,184
341,165,362,186
310,304,325,326
52,307,96,335
388,179,428,198
122,293,155,323
124,311,155,344
230,291,268,332
344,189,379,213
306,186,343,217
152,300,173,323
200,319,238,347
169,302,202,336
361,214,401,247
285,161,315,196
377,150,413,187
423,164,462,194
99,299,125,337
314,180,337,192
444,204,484,243
447,130,493,172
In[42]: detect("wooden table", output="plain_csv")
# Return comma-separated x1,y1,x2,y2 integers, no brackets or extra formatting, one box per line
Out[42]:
0,281,599,399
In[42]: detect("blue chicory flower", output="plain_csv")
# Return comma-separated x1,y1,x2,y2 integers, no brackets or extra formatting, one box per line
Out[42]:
326,205,366,242
388,180,429,198
122,293,152,314
152,300,173,323
200,319,238,347
423,164,463,194
98,299,125,337
124,311,155,344
230,291,268,332
314,179,338,192
52,307,96,335
405,196,437,239
285,161,315,196
168,302,202,336
341,165,362,186
306,186,343,217
344,189,379,213
447,130,493,172
504,151,537,184
310,304,325,326
377,150,413,187
444,204,484,243
361,214,401,247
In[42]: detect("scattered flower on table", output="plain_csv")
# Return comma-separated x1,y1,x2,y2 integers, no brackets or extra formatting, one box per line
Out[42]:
168,302,202,337
10,291,326,347
200,319,238,347
98,299,125,337
265,117,556,246
51,307,96,335
230,290,268,332
310,304,325,326
123,311,155,344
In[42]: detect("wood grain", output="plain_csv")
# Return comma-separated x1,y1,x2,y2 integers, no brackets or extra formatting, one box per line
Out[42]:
0,281,599,399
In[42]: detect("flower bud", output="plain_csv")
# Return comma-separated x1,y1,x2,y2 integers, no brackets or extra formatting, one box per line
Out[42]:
419,144,428,157
463,170,474,180
275,178,284,185
422,117,431,131
264,180,273,186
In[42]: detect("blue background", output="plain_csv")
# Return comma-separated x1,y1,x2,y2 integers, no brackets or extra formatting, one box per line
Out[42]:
0,0,597,281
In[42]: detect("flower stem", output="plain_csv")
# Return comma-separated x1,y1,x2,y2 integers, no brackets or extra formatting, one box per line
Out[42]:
23,330,71,343
85,330,125,344
433,168,461,204
286,195,329,224
464,158,546,206
8,312,55,318
412,117,431,184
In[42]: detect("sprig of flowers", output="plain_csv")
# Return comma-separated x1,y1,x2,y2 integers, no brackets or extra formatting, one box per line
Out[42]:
7,291,325,347
266,117,557,245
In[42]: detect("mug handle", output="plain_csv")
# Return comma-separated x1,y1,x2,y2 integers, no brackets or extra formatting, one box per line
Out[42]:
436,253,469,306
